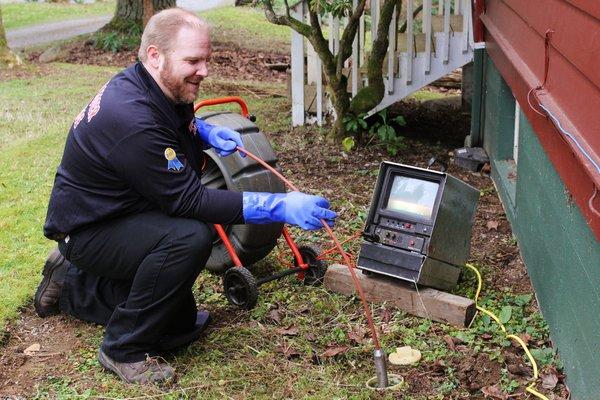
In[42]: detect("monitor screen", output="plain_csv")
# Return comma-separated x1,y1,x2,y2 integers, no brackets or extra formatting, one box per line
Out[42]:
384,175,440,219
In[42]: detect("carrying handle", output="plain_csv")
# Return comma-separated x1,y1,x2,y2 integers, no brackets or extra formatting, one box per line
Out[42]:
194,96,251,119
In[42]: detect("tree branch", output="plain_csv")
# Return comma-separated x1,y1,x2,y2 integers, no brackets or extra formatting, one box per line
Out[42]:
306,8,336,76
369,0,400,78
399,4,423,33
337,0,368,73
262,0,312,36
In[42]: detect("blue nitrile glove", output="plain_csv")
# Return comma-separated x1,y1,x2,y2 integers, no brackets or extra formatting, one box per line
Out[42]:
195,117,245,157
242,191,337,230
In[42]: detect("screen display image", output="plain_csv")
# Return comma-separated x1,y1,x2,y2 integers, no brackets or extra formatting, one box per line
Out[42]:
384,175,439,219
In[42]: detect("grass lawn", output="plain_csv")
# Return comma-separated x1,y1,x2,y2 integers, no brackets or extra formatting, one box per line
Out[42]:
2,0,115,31
0,64,119,332
200,6,290,52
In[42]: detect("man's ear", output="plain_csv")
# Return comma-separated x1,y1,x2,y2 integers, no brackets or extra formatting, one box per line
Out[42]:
146,45,161,69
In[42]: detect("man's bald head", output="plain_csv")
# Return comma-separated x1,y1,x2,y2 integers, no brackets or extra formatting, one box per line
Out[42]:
138,8,210,62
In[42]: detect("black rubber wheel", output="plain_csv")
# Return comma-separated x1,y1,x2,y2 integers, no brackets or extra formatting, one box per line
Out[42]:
223,266,259,310
294,244,327,286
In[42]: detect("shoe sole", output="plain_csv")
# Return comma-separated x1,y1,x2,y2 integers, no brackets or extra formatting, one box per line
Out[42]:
33,249,65,318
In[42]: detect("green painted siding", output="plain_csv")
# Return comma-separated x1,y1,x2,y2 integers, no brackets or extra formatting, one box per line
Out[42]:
482,53,517,221
482,53,515,162
480,55,600,399
515,119,600,398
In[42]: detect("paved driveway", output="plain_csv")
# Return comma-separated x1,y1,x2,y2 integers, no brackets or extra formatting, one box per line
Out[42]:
6,0,235,49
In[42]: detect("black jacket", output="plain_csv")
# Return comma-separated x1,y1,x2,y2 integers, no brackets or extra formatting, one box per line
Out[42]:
44,62,242,240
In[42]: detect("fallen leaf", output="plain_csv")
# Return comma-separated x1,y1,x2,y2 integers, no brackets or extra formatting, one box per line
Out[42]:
380,308,392,323
455,345,470,353
486,220,500,230
268,308,282,324
276,325,299,336
348,326,367,344
320,345,349,358
541,371,559,390
275,342,301,359
442,335,456,350
24,343,41,356
380,323,392,334
432,359,446,372
481,384,508,399
305,332,317,342
481,333,493,340
296,306,310,314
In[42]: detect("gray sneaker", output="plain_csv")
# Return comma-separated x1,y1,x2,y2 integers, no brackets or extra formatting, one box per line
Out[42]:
98,349,175,384
34,248,69,318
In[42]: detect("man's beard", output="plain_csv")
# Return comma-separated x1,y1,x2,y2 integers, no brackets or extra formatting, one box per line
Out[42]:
160,58,199,104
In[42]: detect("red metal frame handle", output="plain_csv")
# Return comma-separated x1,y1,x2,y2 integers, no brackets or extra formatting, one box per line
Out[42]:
282,228,307,268
214,224,243,267
194,96,249,118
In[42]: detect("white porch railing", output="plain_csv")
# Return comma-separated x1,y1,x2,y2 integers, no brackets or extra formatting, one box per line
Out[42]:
290,0,475,126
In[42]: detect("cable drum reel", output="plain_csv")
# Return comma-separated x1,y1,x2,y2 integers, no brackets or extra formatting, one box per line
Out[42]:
199,110,285,272
197,105,327,309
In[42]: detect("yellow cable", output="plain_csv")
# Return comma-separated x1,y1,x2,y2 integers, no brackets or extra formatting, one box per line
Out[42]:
464,263,550,400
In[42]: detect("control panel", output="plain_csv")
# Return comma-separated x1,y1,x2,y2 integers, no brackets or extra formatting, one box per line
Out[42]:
373,225,426,252
378,217,432,235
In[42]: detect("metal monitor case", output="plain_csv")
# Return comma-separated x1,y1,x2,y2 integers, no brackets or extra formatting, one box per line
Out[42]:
357,162,479,291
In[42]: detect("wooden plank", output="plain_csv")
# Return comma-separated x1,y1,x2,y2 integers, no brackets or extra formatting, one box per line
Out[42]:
324,264,476,327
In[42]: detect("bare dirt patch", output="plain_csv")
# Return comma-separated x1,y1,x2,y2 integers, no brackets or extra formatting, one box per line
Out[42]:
0,308,95,397
26,40,290,83
0,63,55,82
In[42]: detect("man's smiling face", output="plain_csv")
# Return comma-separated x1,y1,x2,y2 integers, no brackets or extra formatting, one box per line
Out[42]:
158,25,211,104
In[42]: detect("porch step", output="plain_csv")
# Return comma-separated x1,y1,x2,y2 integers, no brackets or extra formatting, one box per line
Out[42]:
431,14,464,32
396,32,428,53
373,31,473,114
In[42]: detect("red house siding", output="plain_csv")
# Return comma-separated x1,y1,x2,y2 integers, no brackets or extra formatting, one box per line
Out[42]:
480,0,600,240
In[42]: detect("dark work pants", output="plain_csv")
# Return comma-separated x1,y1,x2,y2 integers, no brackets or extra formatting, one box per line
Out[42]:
57,211,213,363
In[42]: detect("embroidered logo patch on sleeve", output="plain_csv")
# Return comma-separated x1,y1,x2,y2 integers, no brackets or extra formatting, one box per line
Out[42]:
164,147,184,172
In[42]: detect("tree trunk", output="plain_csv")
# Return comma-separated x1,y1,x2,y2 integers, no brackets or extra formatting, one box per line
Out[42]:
0,5,21,68
96,0,176,51
143,0,154,28
111,0,174,25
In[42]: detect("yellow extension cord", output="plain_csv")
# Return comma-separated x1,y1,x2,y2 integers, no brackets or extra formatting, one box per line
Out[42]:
464,263,550,400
